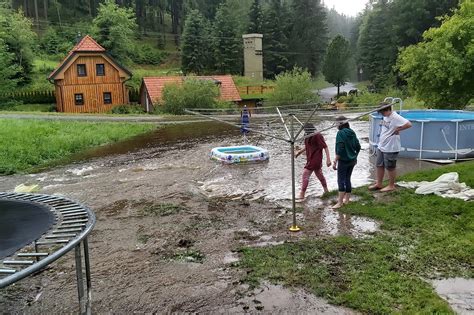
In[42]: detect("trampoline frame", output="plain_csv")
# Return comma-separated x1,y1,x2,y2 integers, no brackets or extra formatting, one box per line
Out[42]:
0,192,96,315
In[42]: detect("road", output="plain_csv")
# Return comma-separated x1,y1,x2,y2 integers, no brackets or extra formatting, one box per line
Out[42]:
317,82,357,102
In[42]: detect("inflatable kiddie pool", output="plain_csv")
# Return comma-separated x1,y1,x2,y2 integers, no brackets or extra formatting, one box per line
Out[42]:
210,145,269,164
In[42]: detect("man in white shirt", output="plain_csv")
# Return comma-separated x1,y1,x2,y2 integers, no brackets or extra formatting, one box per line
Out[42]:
369,104,412,192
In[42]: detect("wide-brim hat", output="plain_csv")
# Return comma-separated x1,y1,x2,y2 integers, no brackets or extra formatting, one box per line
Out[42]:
377,102,393,112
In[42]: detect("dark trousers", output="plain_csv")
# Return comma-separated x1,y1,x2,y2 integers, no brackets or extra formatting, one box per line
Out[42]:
337,160,356,193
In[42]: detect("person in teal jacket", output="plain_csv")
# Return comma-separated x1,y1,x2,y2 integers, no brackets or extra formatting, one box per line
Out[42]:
332,116,361,209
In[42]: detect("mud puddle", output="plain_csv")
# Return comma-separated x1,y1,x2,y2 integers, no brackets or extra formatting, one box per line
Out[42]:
230,281,356,314
432,278,474,314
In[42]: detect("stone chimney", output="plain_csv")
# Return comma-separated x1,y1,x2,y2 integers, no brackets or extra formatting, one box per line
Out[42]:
242,34,263,81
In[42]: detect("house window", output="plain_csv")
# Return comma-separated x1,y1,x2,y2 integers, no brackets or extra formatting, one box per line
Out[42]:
96,64,105,76
74,93,84,105
77,64,87,77
103,92,112,104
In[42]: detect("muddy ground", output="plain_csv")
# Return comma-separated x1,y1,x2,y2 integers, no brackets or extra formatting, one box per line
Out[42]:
0,119,442,314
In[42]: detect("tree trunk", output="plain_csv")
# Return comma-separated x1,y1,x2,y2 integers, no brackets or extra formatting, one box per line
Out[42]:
337,83,340,97
91,0,96,16
87,0,91,17
54,0,62,27
43,0,48,22
23,0,28,16
34,0,39,30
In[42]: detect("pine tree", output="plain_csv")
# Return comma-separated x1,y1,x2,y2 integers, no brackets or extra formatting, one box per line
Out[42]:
93,0,137,62
323,35,351,96
213,2,242,74
247,0,263,34
0,6,36,85
0,40,19,94
289,0,328,76
357,0,396,88
262,0,289,78
181,10,212,75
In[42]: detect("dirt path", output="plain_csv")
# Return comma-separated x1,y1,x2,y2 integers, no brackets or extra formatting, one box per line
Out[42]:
0,120,436,313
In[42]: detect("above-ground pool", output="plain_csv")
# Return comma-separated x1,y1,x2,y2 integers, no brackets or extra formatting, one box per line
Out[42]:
369,110,474,160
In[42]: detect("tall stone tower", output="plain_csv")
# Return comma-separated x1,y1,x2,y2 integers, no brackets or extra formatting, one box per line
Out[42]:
242,34,263,80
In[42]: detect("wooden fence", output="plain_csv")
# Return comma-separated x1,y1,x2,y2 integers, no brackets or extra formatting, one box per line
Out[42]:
0,90,56,104
238,85,275,95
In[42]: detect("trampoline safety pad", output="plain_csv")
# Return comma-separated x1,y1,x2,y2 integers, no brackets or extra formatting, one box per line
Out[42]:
0,200,55,260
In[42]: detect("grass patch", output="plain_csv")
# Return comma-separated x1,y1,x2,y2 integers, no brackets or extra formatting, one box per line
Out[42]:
0,119,154,175
240,161,474,314
172,249,205,263
142,203,186,217
137,234,151,244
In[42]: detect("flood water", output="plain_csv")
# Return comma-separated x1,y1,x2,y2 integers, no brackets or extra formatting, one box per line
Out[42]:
62,116,441,207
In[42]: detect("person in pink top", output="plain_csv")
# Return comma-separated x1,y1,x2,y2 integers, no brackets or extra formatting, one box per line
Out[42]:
295,123,332,200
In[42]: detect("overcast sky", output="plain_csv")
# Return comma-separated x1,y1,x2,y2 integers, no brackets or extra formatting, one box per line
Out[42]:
323,0,368,17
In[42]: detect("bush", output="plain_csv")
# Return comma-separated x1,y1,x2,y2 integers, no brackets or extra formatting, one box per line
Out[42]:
39,27,74,56
268,67,320,106
161,79,220,115
110,104,145,114
129,43,166,65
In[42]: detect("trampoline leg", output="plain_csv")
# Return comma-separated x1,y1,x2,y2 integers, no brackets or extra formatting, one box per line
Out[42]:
83,238,92,315
75,243,86,314
34,241,40,262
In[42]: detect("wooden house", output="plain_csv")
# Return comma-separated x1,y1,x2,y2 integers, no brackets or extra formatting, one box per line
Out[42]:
48,35,132,113
140,75,242,112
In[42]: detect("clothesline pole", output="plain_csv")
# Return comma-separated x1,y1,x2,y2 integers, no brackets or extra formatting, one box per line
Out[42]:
289,114,300,232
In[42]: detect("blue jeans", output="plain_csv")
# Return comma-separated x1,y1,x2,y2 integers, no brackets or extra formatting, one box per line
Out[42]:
338,160,356,193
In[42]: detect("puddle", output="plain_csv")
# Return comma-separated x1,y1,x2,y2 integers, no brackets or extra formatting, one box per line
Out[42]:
223,252,239,264
432,278,474,314
66,166,95,176
232,281,355,314
301,205,380,238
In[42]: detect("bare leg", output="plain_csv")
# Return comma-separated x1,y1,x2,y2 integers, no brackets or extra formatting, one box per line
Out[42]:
369,166,385,190
381,169,397,192
332,192,345,209
343,193,351,204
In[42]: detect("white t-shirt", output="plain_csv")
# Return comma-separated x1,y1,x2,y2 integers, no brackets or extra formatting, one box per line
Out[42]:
378,111,409,153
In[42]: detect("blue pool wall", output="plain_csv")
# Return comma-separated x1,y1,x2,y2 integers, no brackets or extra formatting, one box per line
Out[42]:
369,110,474,160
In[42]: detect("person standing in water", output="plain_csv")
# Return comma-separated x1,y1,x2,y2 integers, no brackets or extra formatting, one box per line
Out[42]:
332,116,361,209
296,123,332,200
240,105,251,139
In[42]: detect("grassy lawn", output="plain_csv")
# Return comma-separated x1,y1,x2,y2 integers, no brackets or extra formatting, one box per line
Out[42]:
0,119,155,175
240,161,474,314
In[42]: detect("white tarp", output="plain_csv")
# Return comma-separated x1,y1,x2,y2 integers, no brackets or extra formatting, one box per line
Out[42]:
397,172,474,201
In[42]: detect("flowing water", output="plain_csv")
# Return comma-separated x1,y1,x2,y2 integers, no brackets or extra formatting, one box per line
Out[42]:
65,117,439,207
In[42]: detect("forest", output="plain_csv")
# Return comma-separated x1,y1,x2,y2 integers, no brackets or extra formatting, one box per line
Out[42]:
0,0,472,108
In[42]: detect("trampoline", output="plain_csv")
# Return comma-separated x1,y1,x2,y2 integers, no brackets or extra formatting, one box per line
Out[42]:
0,192,96,314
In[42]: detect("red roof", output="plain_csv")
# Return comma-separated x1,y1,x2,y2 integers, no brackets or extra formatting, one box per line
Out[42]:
48,35,118,80
143,75,242,104
72,35,106,52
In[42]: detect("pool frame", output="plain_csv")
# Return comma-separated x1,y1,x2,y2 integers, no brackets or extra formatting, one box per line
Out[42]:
369,109,474,160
